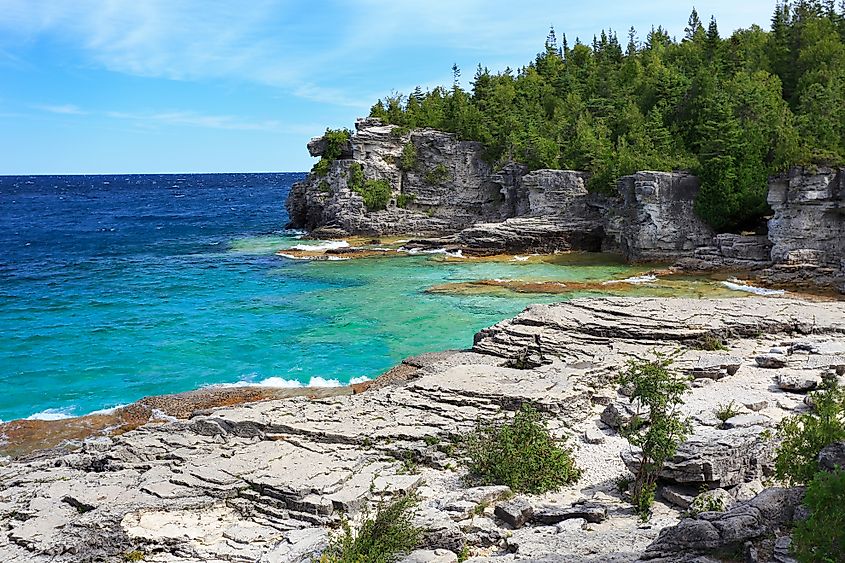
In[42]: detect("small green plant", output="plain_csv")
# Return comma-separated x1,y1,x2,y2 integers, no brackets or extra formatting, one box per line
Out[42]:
423,435,438,446
775,378,845,485
347,162,365,192
319,180,332,194
398,452,419,475
714,400,742,426
618,354,691,520
399,142,417,171
462,405,581,494
687,486,730,516
615,474,632,495
791,468,845,562
389,125,410,138
319,494,422,563
694,334,728,351
424,163,451,185
457,544,471,563
396,193,416,209
123,551,145,562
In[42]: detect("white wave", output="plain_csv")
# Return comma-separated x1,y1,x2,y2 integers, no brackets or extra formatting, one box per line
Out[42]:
278,253,314,260
721,279,785,296
215,375,371,389
602,274,658,285
290,240,349,252
26,407,75,421
446,250,463,258
513,255,531,262
86,404,129,416
326,256,350,261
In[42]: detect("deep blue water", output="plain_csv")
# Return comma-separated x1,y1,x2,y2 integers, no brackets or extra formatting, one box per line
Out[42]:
3,173,716,422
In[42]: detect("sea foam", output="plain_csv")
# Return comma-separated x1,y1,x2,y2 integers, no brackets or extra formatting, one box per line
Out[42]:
721,279,785,296
290,240,349,252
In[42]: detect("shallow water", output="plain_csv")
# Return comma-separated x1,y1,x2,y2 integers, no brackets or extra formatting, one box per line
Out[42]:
0,173,753,421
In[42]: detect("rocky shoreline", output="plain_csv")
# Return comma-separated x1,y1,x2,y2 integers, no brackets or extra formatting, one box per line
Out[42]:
287,119,845,294
2,296,845,562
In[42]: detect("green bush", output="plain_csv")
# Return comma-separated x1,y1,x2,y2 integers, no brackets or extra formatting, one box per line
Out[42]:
319,493,421,563
396,193,416,208
791,468,845,563
618,355,691,519
423,164,450,185
312,158,331,178
311,128,351,179
322,128,351,161
399,142,417,171
463,405,581,494
775,378,845,486
353,179,391,212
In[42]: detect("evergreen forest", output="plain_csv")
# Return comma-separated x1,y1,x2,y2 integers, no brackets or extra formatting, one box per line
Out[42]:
369,2,845,231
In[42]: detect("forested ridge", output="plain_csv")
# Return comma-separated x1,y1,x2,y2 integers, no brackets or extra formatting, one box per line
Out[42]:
369,1,845,232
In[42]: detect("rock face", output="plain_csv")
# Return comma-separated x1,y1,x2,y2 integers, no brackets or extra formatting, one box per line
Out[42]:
4,297,845,562
604,171,715,262
286,120,709,259
763,166,845,290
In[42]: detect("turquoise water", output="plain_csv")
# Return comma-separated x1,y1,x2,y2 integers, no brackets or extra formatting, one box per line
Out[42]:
0,174,743,422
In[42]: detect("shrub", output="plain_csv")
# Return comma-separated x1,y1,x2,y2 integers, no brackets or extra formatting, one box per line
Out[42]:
775,377,845,485
319,494,422,563
399,142,417,171
318,180,332,194
311,128,351,179
791,468,845,563
353,179,391,212
312,158,331,178
694,334,728,351
618,355,692,519
424,164,451,185
389,125,411,138
322,128,352,161
396,193,416,209
714,401,742,426
463,405,581,494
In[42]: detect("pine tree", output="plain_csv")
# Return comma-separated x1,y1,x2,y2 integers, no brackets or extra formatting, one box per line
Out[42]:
685,8,704,40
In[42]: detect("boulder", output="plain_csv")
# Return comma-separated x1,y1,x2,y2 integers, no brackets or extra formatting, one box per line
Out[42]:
777,372,821,392
818,442,845,472
642,487,804,560
756,354,787,369
533,502,608,525
494,497,533,529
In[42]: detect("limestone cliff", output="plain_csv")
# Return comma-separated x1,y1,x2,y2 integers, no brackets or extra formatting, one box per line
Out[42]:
286,119,713,259
763,166,845,291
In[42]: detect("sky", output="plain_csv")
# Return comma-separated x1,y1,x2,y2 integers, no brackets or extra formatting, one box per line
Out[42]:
0,0,778,174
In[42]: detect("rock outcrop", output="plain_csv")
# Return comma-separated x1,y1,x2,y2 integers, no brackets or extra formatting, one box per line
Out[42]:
604,171,715,262
286,120,711,260
762,166,845,291
3,297,845,562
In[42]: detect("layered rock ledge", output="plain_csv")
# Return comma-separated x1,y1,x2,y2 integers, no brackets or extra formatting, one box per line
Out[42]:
2,297,845,562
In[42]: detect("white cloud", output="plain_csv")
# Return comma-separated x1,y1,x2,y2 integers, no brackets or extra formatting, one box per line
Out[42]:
32,103,86,115
0,0,780,106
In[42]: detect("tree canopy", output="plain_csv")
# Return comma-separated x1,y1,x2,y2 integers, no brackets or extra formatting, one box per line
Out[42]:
369,1,845,232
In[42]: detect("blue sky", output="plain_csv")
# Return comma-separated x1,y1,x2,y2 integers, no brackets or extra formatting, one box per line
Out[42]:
1,0,777,174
